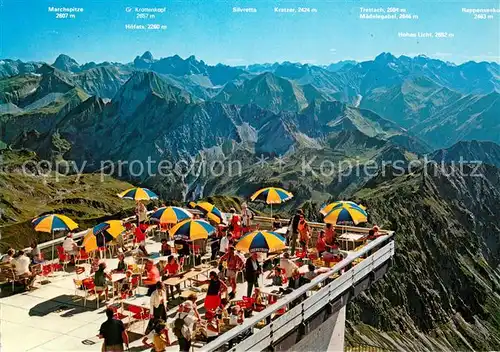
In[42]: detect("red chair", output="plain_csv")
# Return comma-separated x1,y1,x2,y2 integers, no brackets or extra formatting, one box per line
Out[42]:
57,246,71,271
108,304,127,320
82,278,105,309
127,305,150,331
75,266,86,276
295,250,307,259
237,296,255,310
76,249,91,264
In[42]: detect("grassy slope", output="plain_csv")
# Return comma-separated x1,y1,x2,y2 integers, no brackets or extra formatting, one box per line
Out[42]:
0,172,135,250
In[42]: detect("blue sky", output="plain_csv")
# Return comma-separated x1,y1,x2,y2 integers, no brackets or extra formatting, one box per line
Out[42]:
1,0,499,65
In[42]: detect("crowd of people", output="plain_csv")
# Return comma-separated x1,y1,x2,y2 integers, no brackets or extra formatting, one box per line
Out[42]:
0,201,384,352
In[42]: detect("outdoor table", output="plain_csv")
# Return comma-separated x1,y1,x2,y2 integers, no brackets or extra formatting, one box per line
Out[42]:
338,233,365,251
151,254,178,264
122,294,150,309
274,227,288,235
110,273,126,297
163,266,211,289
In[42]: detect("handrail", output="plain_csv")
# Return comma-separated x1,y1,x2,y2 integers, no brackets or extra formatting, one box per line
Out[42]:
31,210,384,252
201,231,394,352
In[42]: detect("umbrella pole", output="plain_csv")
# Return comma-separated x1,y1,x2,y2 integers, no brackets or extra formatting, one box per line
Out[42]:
51,230,55,261
271,204,273,218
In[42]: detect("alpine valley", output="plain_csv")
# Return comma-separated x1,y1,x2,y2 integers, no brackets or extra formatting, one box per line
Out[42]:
0,52,499,351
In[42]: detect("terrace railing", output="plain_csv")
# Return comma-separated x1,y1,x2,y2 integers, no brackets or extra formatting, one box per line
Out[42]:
201,232,395,351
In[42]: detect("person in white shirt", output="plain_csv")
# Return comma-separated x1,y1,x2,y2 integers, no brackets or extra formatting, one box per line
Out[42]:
12,250,36,289
219,233,232,256
62,233,78,255
149,282,167,324
241,202,253,228
279,252,299,279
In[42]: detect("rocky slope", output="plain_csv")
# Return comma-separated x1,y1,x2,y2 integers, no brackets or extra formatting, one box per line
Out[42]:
346,163,500,351
431,140,500,168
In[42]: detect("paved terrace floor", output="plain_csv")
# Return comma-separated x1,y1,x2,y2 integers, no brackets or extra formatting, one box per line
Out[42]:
0,237,318,352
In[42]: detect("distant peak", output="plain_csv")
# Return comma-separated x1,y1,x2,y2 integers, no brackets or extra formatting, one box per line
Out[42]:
375,52,396,62
187,55,197,61
54,54,78,64
140,51,154,61
53,54,80,72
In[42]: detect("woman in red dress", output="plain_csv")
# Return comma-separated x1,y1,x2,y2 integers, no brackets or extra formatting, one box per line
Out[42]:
193,271,228,311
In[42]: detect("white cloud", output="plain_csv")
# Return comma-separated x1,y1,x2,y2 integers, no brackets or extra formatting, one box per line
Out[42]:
329,48,337,53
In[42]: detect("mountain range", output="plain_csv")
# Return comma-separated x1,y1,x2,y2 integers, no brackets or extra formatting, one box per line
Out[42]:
1,51,500,351
1,52,498,150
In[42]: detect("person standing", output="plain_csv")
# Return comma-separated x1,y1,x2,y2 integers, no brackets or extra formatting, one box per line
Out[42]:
147,282,167,334
241,202,253,232
135,201,148,226
99,308,129,351
289,209,303,256
219,232,232,257
245,253,261,297
193,271,228,312
63,233,79,256
298,216,311,253
219,246,244,297
229,208,242,238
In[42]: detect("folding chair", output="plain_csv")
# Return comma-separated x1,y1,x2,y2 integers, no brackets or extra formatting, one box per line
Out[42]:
57,247,71,272
126,305,149,332
82,278,105,309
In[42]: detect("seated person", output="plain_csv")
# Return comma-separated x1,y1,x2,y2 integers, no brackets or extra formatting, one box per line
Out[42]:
90,257,101,274
281,269,309,293
229,305,244,325
30,241,44,264
94,262,112,300
114,253,127,272
162,256,181,299
143,260,161,296
216,298,229,319
252,288,266,311
120,270,134,296
366,226,382,241
303,264,329,281
266,266,286,286
304,264,317,281
316,231,327,257
12,250,37,289
174,239,190,259
160,239,172,256
62,233,79,256
142,319,170,351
